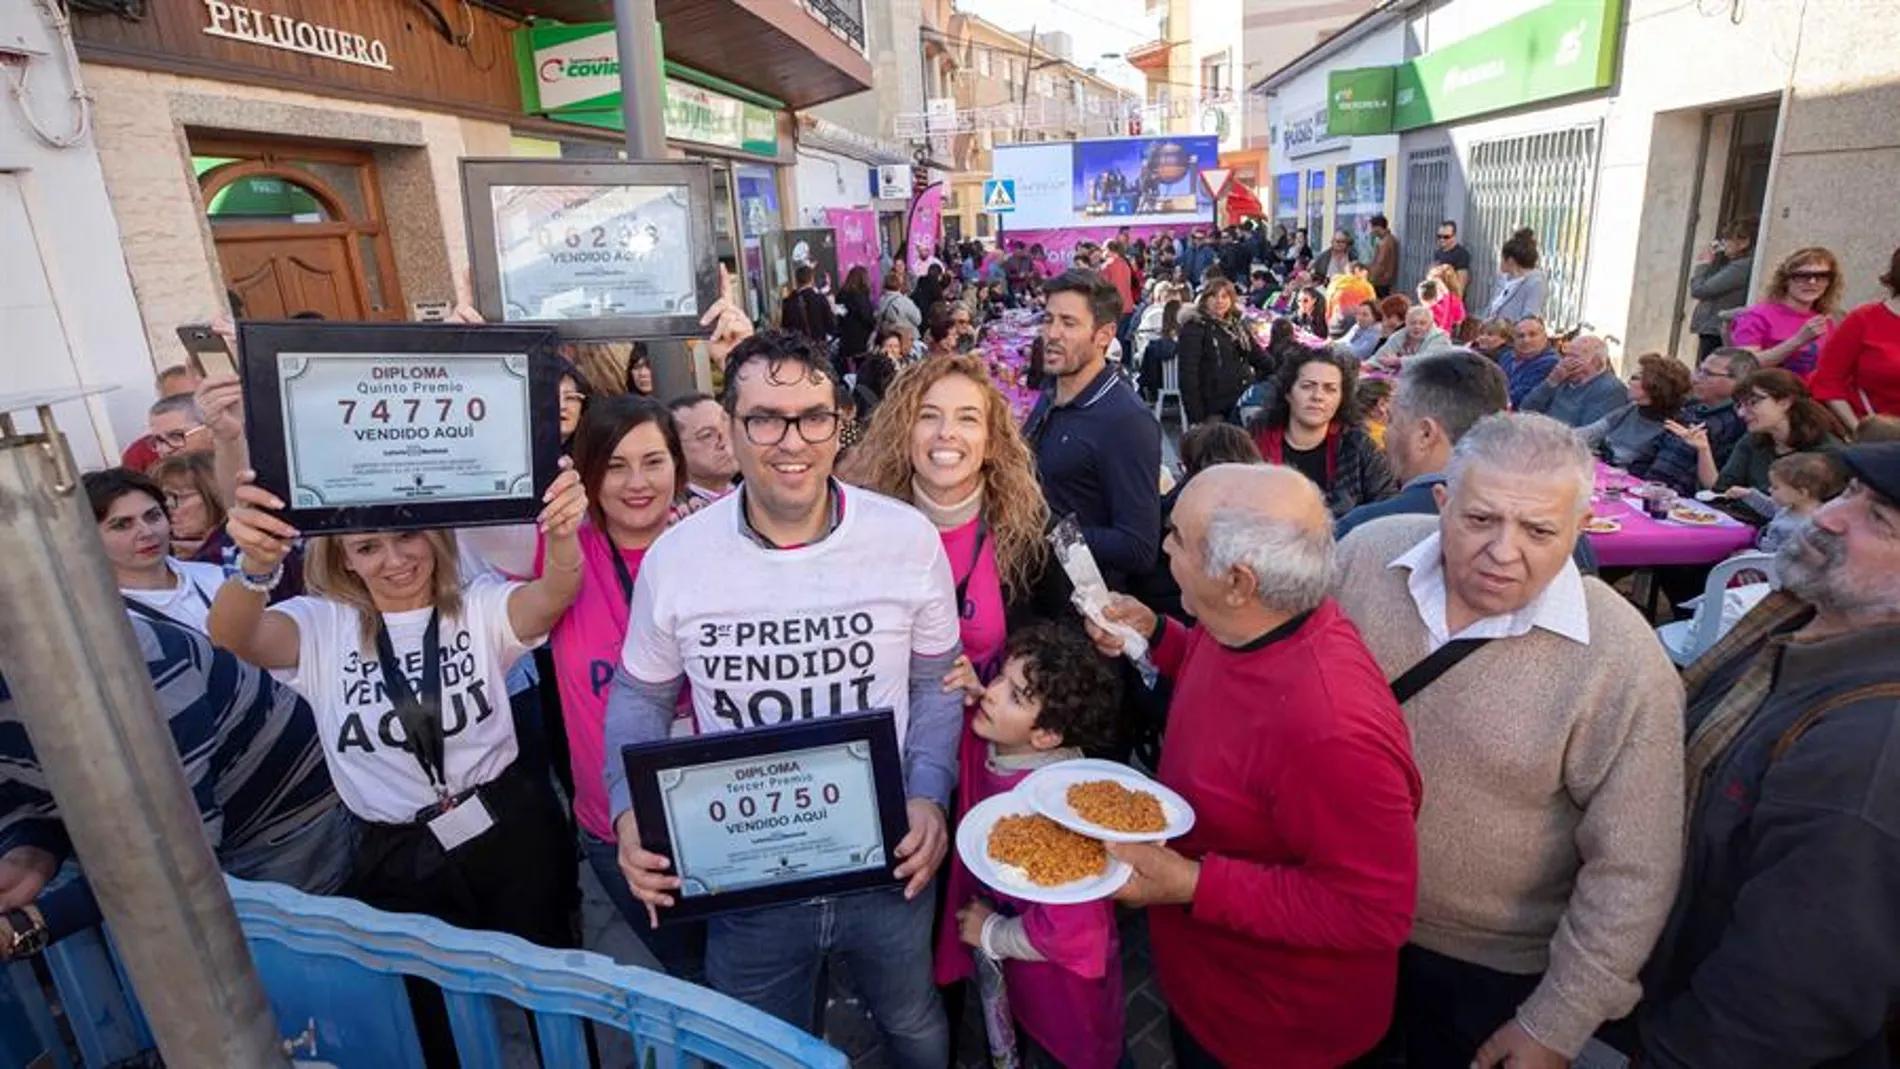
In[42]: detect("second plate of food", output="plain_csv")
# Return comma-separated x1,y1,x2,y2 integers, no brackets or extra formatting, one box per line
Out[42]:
1020,761,1196,843
955,792,1132,904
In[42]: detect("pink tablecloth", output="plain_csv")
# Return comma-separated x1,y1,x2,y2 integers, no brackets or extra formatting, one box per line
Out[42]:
1587,467,1758,568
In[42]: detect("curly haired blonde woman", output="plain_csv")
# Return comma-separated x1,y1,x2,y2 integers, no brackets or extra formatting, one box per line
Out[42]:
855,353,1052,687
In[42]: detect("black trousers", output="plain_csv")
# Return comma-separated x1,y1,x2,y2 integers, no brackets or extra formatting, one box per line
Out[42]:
1170,1012,1224,1068
1357,945,1543,1068
347,759,577,1066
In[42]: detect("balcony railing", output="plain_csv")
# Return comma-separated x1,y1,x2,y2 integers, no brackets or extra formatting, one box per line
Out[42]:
804,0,866,52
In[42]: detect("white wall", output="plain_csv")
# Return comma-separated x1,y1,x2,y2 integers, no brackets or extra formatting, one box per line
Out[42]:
0,3,154,467
1403,0,1897,356
793,147,876,225
1186,0,1243,151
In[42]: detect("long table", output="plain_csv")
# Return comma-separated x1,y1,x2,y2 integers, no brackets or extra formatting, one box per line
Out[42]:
1588,465,1758,569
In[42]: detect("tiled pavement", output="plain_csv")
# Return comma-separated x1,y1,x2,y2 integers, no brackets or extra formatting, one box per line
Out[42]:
571,858,1173,1068
825,909,1174,1069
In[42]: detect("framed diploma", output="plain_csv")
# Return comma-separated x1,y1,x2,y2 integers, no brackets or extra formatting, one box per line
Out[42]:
622,711,909,921
461,158,720,340
236,321,563,535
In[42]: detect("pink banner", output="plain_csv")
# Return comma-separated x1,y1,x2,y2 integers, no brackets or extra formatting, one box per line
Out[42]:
824,207,881,287
906,183,944,278
994,223,1200,273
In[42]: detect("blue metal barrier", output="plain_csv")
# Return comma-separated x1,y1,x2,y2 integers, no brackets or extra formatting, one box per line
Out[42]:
0,877,846,1069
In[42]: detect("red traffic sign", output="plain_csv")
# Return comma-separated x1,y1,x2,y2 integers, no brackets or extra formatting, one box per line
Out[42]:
1199,167,1234,199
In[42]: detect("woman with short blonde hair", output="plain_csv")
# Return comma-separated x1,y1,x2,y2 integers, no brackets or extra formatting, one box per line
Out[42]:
209,460,591,1060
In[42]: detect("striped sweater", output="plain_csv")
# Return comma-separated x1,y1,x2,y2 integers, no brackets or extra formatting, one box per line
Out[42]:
0,615,351,943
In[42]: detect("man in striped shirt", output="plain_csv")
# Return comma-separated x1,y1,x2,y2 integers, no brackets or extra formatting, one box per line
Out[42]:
0,614,351,952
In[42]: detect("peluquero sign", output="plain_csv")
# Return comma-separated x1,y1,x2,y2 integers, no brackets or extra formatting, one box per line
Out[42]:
1393,0,1623,129
201,0,392,72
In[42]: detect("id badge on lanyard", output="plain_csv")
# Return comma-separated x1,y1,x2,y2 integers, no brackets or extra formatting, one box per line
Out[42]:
375,610,496,850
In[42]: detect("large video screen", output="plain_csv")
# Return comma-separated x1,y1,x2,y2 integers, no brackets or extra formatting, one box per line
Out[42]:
992,135,1220,230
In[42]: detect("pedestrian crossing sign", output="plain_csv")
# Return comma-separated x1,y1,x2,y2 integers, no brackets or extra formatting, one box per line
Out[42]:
983,179,1016,212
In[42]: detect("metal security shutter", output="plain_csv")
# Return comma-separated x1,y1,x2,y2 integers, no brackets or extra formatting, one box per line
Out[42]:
1401,147,1452,291
1464,124,1600,330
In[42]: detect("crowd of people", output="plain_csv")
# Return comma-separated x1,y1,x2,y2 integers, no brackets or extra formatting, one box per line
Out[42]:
1,208,1899,1069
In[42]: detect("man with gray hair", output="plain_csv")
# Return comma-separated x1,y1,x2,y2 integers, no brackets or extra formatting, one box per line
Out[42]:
1334,412,1684,1069
147,394,212,460
1638,441,1900,1066
1087,464,1423,1067
1521,333,1629,429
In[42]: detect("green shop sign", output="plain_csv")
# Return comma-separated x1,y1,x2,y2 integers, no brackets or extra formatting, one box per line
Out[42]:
1327,67,1395,136
1394,0,1622,130
513,22,780,158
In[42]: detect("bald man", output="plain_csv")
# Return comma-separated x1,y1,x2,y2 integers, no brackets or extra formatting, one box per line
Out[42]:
1521,334,1629,428
1087,465,1423,1068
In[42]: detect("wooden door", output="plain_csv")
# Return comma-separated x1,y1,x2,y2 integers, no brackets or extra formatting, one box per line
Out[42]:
215,230,365,321
194,140,404,321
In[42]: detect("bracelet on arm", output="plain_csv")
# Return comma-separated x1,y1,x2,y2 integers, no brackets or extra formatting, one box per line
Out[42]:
235,559,285,594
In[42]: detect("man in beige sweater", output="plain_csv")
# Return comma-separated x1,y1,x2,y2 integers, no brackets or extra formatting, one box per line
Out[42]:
1334,412,1684,1069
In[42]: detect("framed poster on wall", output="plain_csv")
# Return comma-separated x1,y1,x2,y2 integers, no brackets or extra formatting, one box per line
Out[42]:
1333,159,1390,252
1305,170,1328,248
462,158,720,339
1273,172,1301,234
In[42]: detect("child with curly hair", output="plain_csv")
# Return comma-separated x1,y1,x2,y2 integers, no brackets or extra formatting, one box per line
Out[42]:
933,622,1126,1068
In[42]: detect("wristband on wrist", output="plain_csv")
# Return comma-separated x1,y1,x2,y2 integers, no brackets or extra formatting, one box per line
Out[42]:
236,560,285,594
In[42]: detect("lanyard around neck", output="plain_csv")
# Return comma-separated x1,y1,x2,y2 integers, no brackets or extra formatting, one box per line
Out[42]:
373,609,447,795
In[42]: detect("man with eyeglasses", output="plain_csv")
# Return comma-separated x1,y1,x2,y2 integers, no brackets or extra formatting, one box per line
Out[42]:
1648,348,1761,495
604,330,964,1066
667,392,740,502
1432,220,1471,294
147,394,214,461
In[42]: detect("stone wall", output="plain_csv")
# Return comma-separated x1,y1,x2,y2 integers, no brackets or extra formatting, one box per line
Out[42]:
83,63,513,370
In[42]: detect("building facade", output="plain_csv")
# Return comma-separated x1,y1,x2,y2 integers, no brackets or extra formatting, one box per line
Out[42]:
1256,0,1900,356
1240,0,1383,151
938,13,1133,244
49,0,868,444
1258,10,1408,261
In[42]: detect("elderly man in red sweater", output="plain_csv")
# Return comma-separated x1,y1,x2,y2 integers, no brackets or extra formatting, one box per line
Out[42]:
1087,463,1423,1068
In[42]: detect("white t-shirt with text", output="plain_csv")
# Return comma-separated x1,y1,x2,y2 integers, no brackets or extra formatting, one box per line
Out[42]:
121,558,226,634
270,575,540,823
621,485,961,746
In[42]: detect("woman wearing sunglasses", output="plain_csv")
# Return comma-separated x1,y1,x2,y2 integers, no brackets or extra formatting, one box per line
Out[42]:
1729,247,1845,379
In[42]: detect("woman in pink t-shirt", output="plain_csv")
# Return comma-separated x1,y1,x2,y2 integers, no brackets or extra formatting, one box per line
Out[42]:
1729,246,1845,379
536,394,706,969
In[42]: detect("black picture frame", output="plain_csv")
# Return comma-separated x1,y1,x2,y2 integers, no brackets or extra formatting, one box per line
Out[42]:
461,158,720,340
237,321,563,536
622,711,909,922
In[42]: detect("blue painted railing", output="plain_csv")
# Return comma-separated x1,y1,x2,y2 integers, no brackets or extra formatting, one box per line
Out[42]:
0,876,845,1068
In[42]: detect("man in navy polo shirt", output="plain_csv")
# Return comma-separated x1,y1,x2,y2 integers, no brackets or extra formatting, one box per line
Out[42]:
1024,270,1163,590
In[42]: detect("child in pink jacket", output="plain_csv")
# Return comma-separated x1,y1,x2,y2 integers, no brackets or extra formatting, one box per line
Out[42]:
934,623,1126,1068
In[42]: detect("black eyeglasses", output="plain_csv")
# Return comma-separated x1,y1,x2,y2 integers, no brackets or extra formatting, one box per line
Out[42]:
1436,232,1455,241
740,410,841,446
1788,270,1834,283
